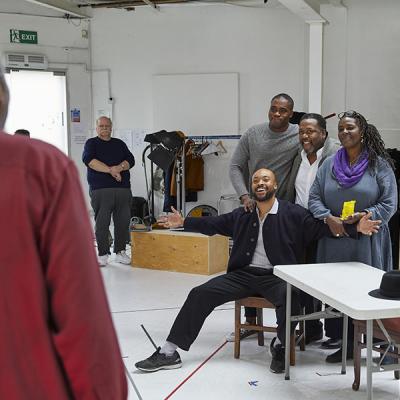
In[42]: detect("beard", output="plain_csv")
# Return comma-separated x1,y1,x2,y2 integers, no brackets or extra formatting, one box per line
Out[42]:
251,187,276,202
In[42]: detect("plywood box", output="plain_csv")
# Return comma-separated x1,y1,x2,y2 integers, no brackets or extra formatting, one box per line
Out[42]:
131,230,229,275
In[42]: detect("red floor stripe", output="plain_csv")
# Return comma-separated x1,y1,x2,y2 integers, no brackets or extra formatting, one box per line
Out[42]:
163,340,228,400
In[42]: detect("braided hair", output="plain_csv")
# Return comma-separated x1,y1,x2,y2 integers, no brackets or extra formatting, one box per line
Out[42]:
339,111,394,170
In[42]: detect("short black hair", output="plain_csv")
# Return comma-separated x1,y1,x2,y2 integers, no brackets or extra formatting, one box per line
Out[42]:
14,129,30,137
270,93,294,110
251,166,278,185
300,113,327,134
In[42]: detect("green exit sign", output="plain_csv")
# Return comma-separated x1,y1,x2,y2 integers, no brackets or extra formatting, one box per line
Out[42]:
10,29,38,44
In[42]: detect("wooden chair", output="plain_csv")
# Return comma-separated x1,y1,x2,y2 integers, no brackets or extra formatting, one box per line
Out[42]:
234,296,305,366
353,319,400,391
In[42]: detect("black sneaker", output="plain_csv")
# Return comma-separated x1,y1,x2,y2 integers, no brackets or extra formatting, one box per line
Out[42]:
269,337,285,374
304,330,323,345
325,347,353,363
135,347,182,372
320,338,342,349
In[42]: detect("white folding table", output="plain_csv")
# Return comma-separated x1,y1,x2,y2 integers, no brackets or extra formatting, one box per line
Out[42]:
274,262,400,400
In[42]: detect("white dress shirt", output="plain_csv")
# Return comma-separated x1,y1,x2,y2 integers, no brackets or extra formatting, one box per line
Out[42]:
295,148,323,209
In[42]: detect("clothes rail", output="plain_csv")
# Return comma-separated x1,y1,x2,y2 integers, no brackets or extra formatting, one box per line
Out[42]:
186,135,241,140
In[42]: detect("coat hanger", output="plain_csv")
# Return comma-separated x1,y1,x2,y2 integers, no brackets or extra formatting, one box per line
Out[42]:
216,140,227,154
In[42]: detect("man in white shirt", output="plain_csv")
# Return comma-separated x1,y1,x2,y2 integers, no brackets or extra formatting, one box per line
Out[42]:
286,113,340,345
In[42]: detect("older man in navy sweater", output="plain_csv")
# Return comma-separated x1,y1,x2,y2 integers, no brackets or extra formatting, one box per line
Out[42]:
82,116,135,266
135,168,380,374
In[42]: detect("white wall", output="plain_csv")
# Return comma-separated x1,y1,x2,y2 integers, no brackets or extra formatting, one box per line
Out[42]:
321,0,400,149
89,4,307,211
0,14,91,198
2,0,400,213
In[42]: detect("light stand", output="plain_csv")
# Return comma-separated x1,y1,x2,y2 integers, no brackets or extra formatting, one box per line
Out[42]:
144,130,185,216
174,143,186,216
141,144,157,224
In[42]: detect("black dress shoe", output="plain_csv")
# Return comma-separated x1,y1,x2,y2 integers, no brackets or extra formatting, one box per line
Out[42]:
304,331,323,345
325,347,353,363
320,338,342,349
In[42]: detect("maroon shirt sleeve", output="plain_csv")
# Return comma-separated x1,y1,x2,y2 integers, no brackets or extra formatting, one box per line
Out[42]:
36,159,127,399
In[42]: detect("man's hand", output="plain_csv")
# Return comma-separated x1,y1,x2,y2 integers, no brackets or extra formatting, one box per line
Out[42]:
109,166,122,182
240,194,255,212
356,212,381,235
343,211,367,225
326,215,348,237
157,206,184,229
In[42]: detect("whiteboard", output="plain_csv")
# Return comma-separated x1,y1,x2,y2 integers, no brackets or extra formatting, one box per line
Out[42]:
152,73,239,134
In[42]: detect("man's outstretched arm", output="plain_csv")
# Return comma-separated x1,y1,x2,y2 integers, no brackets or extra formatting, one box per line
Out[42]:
158,206,236,238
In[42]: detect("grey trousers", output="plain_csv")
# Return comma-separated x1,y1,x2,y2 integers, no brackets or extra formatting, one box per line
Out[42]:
90,187,132,256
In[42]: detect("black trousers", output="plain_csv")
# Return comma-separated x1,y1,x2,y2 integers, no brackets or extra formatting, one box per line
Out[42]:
90,187,132,256
167,267,300,351
325,315,354,344
246,242,322,336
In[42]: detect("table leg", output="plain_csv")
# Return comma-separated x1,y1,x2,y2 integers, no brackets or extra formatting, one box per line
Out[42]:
367,319,373,400
341,314,348,374
285,282,291,380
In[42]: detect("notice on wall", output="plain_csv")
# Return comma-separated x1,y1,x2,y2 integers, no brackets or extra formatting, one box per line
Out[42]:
132,128,150,148
96,109,112,120
114,128,150,151
71,124,88,145
114,129,133,150
71,108,81,123
72,135,88,145
70,107,87,145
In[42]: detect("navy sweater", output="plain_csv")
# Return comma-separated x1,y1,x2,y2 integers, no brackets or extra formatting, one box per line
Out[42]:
82,137,135,191
184,200,358,273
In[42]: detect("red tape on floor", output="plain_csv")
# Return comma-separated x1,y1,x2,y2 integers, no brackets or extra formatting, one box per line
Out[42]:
163,340,228,400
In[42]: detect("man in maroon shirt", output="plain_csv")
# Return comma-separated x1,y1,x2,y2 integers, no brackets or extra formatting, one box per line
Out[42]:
0,66,127,398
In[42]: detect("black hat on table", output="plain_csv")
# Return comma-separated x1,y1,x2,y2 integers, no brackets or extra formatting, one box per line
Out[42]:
368,270,400,300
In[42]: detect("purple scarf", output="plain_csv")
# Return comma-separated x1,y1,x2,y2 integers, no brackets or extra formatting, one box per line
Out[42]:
333,147,369,188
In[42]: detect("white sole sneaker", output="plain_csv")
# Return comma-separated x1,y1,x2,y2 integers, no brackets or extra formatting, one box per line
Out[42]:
115,252,131,264
136,363,182,372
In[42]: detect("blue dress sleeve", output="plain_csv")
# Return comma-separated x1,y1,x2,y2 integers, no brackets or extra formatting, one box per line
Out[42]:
364,159,398,224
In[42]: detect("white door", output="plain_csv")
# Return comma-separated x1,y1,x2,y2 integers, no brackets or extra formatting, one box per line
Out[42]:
4,69,68,155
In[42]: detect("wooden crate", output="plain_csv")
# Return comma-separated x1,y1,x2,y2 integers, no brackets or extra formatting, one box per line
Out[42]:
131,230,229,275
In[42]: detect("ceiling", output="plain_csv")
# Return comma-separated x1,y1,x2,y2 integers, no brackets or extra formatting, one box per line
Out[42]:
0,0,340,18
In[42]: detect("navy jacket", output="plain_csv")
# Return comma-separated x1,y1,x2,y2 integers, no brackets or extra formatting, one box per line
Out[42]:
184,200,357,273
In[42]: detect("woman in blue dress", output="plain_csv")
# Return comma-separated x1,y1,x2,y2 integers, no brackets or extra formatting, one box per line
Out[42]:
308,110,398,362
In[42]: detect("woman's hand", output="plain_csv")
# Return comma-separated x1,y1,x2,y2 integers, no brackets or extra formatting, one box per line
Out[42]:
157,206,185,229
343,211,366,225
357,212,381,235
326,215,348,237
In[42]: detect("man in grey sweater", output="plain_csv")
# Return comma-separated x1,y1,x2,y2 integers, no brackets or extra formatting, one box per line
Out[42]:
229,93,299,211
